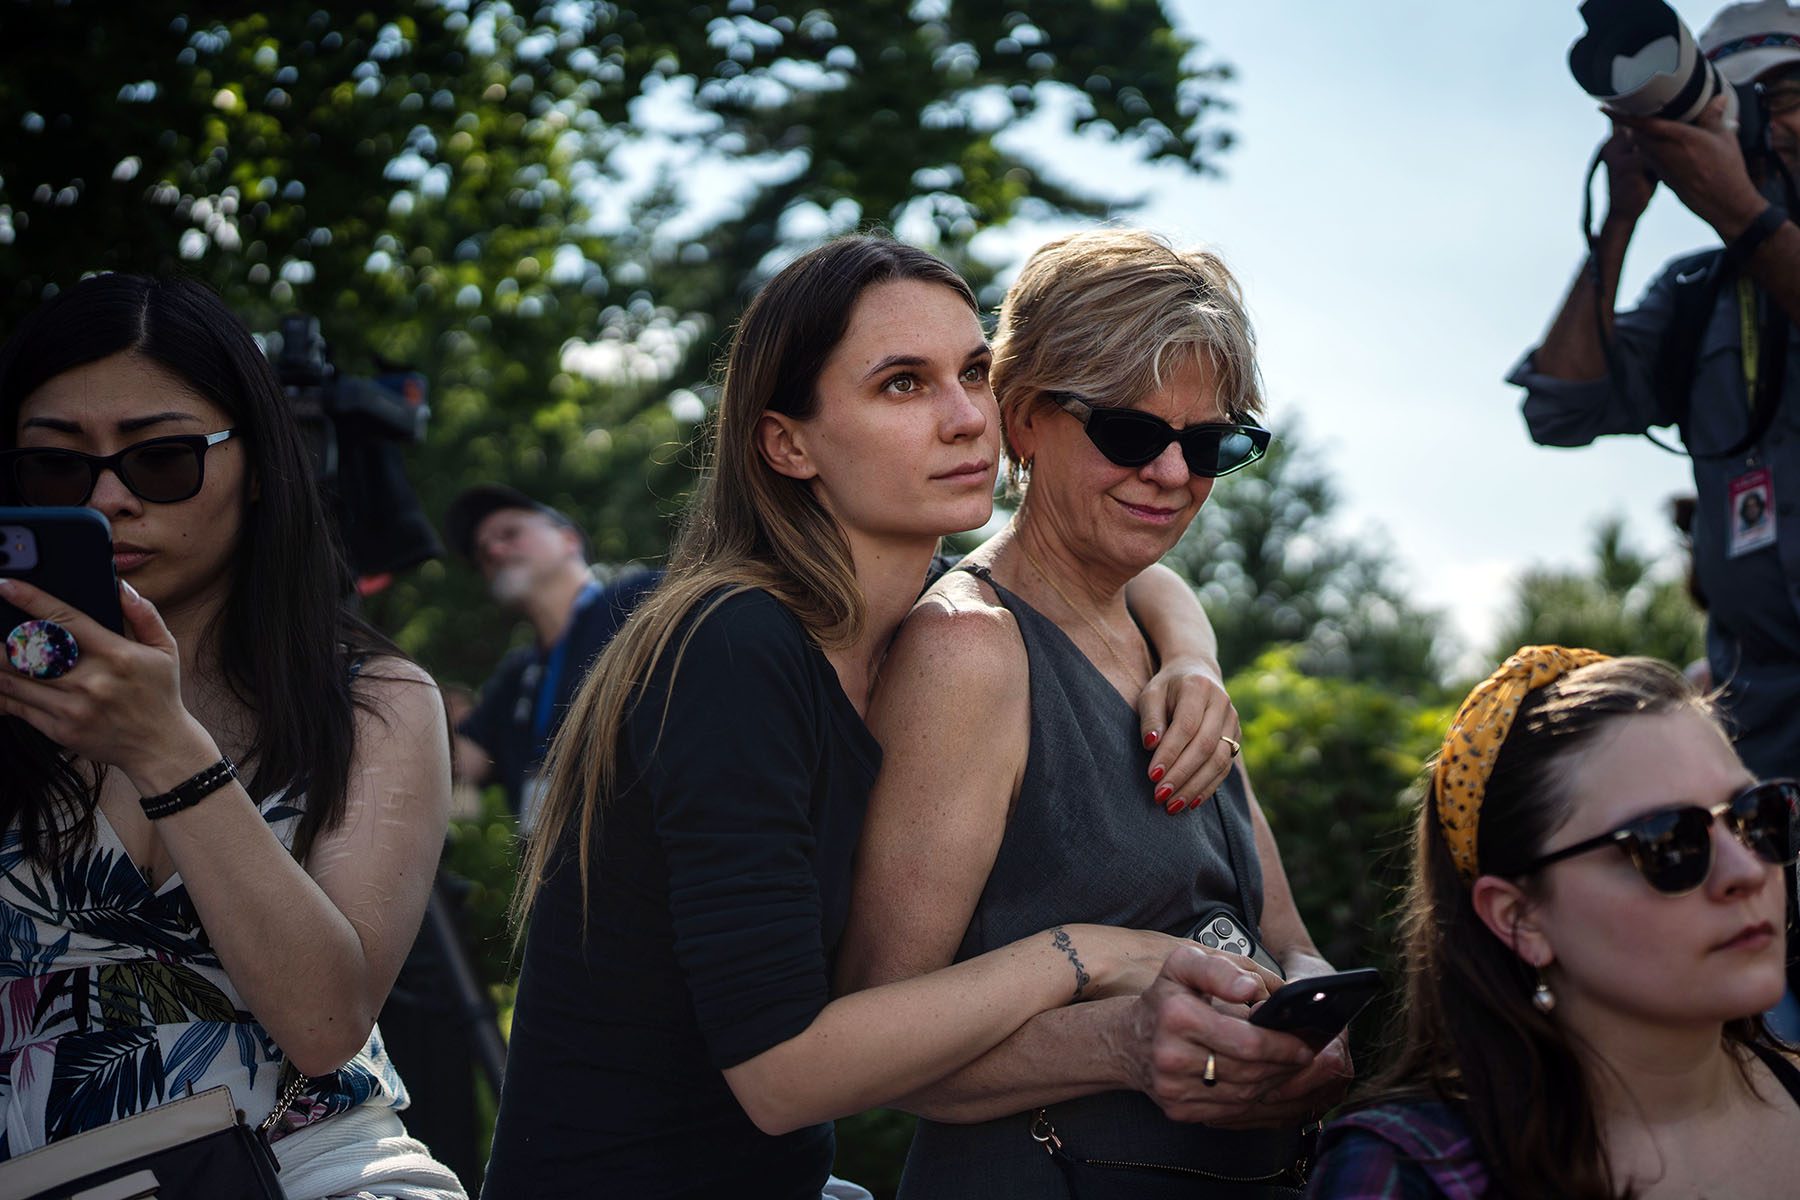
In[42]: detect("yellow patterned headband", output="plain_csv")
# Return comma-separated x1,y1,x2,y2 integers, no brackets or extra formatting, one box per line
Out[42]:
1433,645,1612,883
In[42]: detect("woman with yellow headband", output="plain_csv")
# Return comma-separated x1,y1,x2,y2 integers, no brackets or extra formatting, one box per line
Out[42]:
1308,647,1800,1200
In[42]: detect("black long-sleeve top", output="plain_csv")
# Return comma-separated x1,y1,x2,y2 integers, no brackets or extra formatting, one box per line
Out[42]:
482,588,881,1199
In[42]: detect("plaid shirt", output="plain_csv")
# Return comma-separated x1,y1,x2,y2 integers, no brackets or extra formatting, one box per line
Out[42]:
1306,1100,1488,1200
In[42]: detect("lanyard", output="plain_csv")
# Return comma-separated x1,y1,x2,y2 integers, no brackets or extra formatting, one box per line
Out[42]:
1722,275,1788,462
1740,276,1761,409
531,581,603,745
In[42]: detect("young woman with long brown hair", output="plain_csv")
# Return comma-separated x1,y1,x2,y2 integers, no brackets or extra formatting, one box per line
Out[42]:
480,235,1249,1198
1309,649,1800,1199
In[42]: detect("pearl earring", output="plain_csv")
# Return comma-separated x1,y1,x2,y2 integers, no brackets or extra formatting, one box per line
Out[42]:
1532,969,1556,1014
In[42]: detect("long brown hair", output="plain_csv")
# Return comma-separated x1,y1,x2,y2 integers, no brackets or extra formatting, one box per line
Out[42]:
511,234,977,931
1358,657,1774,1199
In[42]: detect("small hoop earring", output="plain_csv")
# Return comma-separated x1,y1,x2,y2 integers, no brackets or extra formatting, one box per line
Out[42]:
1532,969,1556,1014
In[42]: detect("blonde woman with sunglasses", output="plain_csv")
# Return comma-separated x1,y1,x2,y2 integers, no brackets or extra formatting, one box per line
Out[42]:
1309,649,1800,1200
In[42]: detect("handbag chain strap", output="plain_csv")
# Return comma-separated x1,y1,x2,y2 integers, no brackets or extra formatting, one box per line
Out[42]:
257,1068,312,1136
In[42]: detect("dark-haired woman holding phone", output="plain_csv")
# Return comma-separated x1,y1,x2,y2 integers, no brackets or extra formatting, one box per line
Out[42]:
0,275,464,1199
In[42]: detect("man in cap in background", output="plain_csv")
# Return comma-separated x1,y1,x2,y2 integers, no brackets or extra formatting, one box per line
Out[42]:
1511,0,1800,782
445,483,659,830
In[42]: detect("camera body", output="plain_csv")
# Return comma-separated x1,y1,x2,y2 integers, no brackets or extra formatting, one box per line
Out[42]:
271,315,430,477
267,316,443,582
1570,0,1770,159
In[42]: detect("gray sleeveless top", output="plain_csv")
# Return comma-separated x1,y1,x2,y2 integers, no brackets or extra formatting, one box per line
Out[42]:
896,565,1300,1198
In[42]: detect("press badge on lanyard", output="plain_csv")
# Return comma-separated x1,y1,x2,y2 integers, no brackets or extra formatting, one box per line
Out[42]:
1728,282,1779,559
1729,468,1776,557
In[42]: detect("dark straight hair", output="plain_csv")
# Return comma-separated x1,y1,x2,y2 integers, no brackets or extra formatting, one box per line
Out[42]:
0,274,401,867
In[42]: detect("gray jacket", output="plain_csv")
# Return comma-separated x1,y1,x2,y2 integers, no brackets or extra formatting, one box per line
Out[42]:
1510,254,1800,777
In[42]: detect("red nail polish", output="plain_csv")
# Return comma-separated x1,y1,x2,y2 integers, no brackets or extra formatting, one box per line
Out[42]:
1154,784,1174,804
1149,764,1165,783
1143,731,1160,749
1165,796,1189,815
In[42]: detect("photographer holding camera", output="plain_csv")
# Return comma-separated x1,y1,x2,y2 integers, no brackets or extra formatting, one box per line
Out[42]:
1513,0,1800,782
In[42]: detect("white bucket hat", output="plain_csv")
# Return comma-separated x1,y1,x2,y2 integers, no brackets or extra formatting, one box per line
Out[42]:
1701,0,1800,83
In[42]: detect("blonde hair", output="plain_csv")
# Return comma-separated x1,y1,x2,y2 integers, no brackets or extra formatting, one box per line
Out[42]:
991,228,1263,487
511,235,977,935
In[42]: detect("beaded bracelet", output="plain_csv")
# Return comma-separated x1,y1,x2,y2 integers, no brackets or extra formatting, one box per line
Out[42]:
138,756,238,820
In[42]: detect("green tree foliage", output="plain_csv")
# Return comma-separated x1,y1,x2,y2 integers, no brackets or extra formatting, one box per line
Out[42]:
1489,516,1704,670
1160,424,1446,694
0,0,1237,686
1230,649,1450,1033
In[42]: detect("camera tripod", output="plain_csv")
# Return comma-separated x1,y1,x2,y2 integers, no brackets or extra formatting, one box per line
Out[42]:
378,867,509,1190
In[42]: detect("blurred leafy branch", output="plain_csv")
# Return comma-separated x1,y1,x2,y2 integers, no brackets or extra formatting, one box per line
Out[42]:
0,0,1236,683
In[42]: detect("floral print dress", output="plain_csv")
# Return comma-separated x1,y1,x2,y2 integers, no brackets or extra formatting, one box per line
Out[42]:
0,789,407,1160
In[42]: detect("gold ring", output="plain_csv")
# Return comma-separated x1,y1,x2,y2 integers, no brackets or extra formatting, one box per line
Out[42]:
1220,735,1241,758
1202,1051,1218,1087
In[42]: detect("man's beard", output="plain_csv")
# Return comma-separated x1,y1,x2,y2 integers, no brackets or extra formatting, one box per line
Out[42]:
487,562,537,606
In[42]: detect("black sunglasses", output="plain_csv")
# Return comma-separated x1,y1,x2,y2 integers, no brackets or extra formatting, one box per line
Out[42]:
0,429,237,507
1048,392,1271,478
1519,779,1800,896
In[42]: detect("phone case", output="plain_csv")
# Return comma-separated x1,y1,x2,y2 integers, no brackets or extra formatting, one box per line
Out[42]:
0,507,125,635
1187,906,1284,978
1248,968,1383,1049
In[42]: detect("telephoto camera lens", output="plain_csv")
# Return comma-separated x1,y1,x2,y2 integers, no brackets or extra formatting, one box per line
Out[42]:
1569,0,1742,130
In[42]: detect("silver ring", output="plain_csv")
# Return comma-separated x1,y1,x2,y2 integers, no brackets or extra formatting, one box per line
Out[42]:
1220,735,1241,758
1202,1051,1218,1087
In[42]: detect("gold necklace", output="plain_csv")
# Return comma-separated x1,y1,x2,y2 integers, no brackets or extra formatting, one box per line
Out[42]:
1017,540,1150,684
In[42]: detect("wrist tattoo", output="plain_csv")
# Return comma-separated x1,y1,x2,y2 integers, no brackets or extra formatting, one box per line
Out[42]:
1051,926,1091,1000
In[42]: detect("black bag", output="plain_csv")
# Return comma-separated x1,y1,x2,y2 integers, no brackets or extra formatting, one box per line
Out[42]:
1,1084,290,1200
1031,1108,1311,1199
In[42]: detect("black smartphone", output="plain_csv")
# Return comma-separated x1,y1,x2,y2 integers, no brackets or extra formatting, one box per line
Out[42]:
0,507,125,635
1248,968,1382,1050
